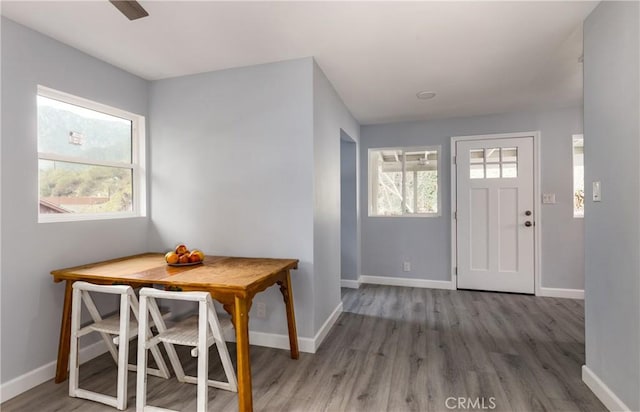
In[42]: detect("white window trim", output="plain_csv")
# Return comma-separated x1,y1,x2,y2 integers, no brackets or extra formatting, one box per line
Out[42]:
572,134,584,219
37,85,147,223
368,145,441,218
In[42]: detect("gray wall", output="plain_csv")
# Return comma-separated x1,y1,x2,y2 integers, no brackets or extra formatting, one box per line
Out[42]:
0,18,150,383
583,2,640,410
340,134,358,280
149,58,360,339
312,61,360,330
361,107,584,289
0,27,361,392
148,58,315,337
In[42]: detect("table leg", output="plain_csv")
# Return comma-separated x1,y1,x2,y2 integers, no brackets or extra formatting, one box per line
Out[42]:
278,270,299,359
234,295,253,412
55,280,74,383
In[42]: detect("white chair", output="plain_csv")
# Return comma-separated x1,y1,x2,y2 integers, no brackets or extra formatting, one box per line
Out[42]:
69,281,170,410
136,288,238,412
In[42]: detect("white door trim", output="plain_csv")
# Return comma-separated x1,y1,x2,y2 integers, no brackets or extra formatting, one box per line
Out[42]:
450,131,542,295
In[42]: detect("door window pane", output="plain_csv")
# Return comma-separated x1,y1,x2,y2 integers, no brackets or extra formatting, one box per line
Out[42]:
502,163,518,178
501,148,518,162
470,149,484,163
470,164,485,179
486,163,500,178
469,146,519,179
486,148,500,163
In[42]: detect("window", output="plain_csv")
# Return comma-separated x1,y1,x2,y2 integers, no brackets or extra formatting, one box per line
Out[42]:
469,147,518,179
37,86,146,222
573,135,584,217
368,146,440,216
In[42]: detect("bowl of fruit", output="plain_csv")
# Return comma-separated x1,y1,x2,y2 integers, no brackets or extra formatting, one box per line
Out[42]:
165,244,205,266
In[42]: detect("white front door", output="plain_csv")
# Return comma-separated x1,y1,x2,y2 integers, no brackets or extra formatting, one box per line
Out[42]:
456,137,535,293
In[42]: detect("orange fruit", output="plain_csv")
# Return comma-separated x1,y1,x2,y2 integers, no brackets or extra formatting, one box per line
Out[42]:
165,251,179,264
190,249,205,261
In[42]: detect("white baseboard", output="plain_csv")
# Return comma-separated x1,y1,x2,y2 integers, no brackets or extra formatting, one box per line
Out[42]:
312,302,343,351
340,279,360,289
582,365,631,411
359,275,455,290
222,302,343,354
222,324,313,354
538,287,584,299
356,276,582,297
0,340,108,404
249,330,315,353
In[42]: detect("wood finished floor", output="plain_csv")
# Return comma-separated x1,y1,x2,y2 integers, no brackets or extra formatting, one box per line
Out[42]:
2,285,605,411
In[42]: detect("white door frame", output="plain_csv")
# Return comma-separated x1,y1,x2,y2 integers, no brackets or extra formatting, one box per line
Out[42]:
450,131,542,295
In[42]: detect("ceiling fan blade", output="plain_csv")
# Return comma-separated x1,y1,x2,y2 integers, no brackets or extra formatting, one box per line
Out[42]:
109,0,149,21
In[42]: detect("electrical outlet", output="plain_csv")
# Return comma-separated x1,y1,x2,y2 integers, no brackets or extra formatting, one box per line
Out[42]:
542,193,556,204
403,261,411,272
256,302,266,318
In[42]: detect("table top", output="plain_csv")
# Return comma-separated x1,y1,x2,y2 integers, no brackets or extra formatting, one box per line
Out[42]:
51,253,298,295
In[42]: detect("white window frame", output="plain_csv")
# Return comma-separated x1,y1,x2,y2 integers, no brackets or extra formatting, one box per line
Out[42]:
572,134,584,218
37,85,147,223
368,145,441,217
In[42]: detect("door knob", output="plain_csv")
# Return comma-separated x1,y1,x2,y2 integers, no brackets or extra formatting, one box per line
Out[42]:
525,221,533,227
525,210,532,216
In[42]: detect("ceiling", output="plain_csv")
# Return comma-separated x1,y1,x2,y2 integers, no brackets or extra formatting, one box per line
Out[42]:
1,1,597,125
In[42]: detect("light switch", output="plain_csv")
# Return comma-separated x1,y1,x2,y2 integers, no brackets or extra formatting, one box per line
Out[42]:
542,193,556,204
593,181,601,202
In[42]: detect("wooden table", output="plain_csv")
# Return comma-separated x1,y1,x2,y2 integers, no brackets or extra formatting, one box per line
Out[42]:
51,253,299,412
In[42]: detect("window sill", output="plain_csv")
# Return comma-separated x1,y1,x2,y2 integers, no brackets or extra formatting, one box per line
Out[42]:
38,212,146,224
368,213,441,218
